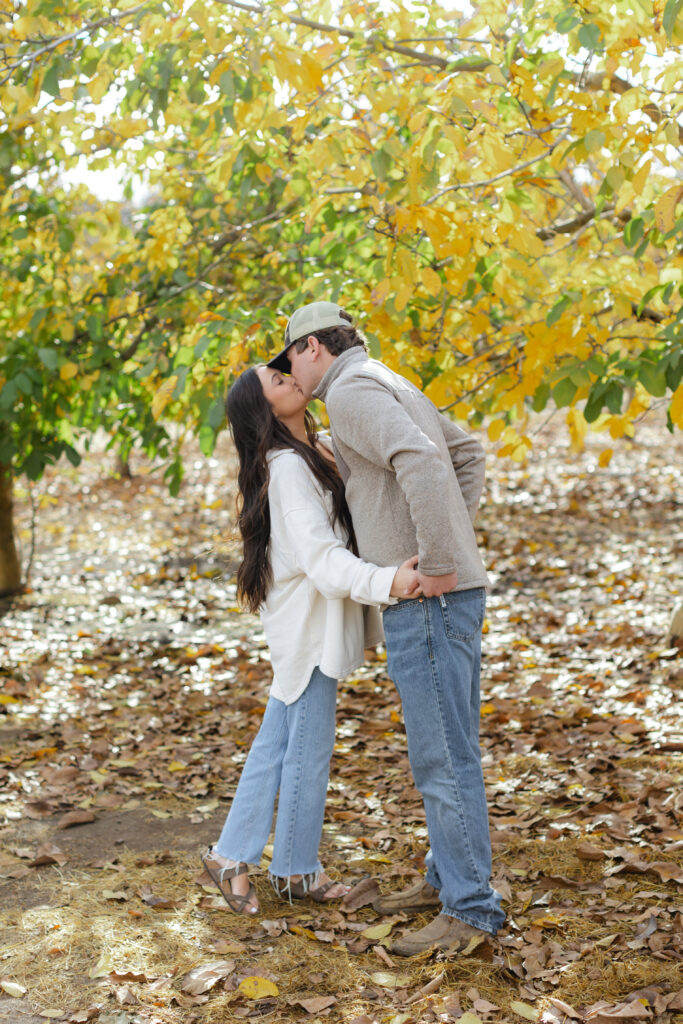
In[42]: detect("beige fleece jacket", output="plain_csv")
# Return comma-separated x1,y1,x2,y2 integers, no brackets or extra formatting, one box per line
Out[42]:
313,348,490,590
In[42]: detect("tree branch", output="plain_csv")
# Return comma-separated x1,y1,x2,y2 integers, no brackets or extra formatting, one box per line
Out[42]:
0,3,149,84
426,135,568,204
536,204,629,239
579,71,683,146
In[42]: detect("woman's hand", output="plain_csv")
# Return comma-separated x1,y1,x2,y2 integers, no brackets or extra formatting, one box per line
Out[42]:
390,555,421,598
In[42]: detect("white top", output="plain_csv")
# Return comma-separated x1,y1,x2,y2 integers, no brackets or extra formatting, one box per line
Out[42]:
260,448,397,704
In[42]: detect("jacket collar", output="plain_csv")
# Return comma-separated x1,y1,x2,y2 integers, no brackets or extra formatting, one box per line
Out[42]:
313,347,367,402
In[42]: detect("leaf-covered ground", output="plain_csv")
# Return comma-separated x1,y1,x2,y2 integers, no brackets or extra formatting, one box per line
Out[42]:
1,419,682,1024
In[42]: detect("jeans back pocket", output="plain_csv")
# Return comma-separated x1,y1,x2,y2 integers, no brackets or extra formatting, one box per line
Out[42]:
438,588,485,641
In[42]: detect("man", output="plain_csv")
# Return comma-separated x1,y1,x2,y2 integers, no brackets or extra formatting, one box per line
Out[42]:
268,301,505,956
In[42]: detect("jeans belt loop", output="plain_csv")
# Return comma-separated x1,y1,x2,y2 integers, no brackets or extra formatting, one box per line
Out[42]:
439,594,447,609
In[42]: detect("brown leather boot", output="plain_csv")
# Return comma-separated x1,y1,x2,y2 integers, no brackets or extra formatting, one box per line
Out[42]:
391,912,486,956
372,878,441,915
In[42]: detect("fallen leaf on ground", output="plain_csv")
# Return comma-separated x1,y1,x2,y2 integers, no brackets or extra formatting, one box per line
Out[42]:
511,1000,540,1021
369,971,411,989
181,960,235,995
289,995,337,1013
0,978,27,997
238,976,279,999
68,1006,101,1022
341,876,380,911
30,844,68,867
57,810,96,829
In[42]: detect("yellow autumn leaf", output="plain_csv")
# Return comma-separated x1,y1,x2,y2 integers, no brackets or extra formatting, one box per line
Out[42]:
599,448,613,467
369,971,411,988
151,376,178,420
670,384,683,428
60,362,79,381
88,953,114,979
289,924,317,939
654,184,683,233
531,914,563,928
421,267,442,297
238,976,279,999
361,921,395,940
511,1001,539,1021
167,761,187,772
631,160,650,195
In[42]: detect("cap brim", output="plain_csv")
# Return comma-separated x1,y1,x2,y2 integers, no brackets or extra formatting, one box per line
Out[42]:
266,345,293,373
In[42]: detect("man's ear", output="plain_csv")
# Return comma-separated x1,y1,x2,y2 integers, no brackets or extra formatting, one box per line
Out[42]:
307,335,322,358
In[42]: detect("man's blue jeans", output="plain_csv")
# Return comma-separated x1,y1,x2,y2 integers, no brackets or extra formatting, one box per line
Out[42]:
215,667,337,879
383,587,505,933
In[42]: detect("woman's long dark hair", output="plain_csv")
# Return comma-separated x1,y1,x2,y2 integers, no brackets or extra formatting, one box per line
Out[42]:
226,367,357,613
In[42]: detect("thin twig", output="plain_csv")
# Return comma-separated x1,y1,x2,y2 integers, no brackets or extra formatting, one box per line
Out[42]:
426,134,569,205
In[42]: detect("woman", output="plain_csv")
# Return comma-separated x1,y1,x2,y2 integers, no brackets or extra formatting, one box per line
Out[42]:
201,364,419,914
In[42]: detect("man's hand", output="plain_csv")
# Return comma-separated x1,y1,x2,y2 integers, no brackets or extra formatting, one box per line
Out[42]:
417,570,458,597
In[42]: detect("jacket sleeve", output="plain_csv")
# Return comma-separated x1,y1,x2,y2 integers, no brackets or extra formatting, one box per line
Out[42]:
269,454,397,605
326,378,464,576
436,412,486,523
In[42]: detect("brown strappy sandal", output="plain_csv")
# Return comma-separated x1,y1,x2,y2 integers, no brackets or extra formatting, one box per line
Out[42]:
201,849,258,915
270,870,348,903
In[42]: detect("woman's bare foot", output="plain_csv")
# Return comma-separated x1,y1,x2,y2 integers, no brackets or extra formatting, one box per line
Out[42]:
202,850,259,915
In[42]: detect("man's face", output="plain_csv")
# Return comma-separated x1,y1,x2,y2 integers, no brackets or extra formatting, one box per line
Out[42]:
287,338,324,399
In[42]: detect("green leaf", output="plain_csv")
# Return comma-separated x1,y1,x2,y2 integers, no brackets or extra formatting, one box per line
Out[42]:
38,347,59,371
663,0,683,39
86,315,103,341
194,336,212,359
569,365,592,387
371,148,392,182
58,227,75,253
552,378,577,408
546,294,572,326
531,382,550,413
638,362,667,397
42,63,61,98
623,217,644,248
0,379,18,408
578,23,601,50
584,129,605,153
198,423,216,456
605,381,623,414
14,372,33,396
64,444,81,467
554,10,581,32
30,308,47,331
207,398,225,430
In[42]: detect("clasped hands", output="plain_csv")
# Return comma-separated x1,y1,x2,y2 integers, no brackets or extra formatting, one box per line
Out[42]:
389,557,458,599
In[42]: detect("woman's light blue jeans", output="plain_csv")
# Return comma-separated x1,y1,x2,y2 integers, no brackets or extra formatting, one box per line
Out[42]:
214,666,337,879
383,587,505,934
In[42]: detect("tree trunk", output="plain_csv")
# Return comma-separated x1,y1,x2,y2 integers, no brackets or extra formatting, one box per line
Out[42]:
0,464,22,596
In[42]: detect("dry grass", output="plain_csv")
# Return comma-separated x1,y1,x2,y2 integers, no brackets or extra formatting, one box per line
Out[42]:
2,836,681,1024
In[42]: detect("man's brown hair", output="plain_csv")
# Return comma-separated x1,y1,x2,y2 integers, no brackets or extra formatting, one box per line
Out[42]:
292,309,368,356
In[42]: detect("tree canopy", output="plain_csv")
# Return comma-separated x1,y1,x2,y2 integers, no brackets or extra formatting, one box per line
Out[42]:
1,0,683,491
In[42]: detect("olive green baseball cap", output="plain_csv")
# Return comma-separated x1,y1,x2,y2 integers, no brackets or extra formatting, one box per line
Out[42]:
267,301,349,372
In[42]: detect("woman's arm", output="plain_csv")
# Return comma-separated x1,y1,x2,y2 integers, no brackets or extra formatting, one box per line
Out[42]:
269,454,413,605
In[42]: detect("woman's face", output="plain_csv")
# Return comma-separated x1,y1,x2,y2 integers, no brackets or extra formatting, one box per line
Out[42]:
256,365,307,421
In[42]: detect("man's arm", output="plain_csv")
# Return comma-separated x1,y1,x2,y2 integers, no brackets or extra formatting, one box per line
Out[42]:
437,412,486,523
